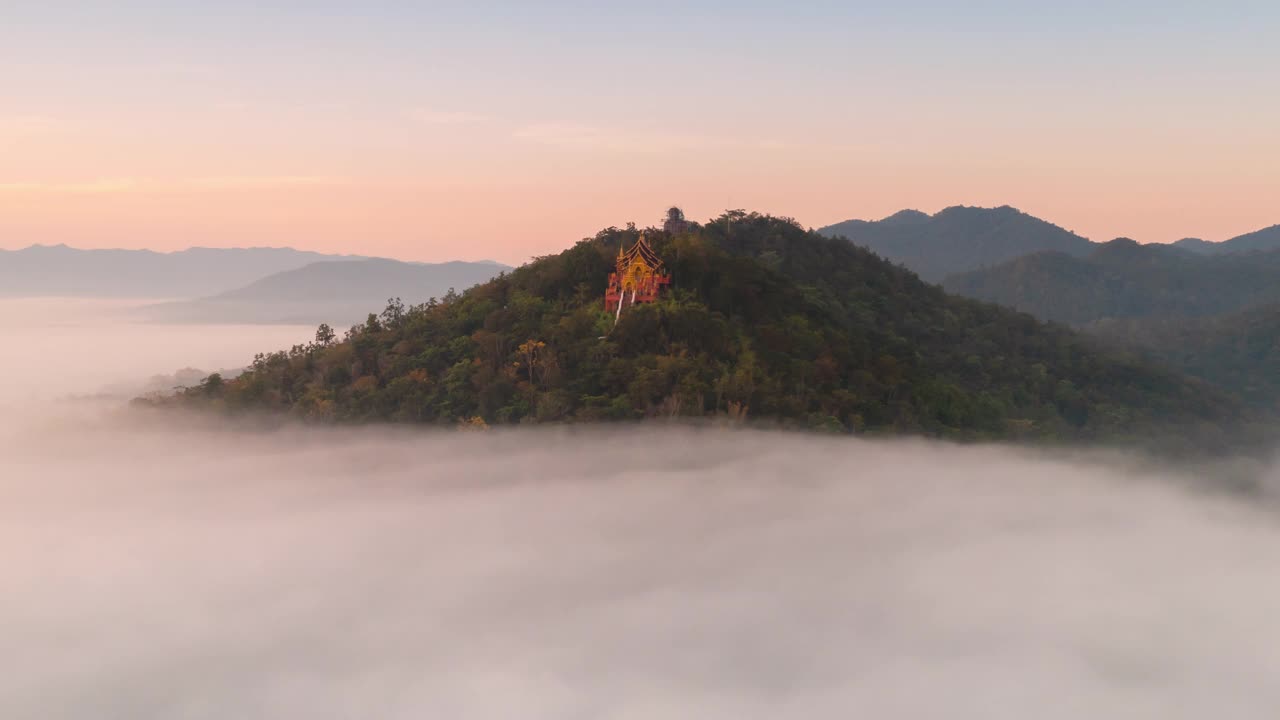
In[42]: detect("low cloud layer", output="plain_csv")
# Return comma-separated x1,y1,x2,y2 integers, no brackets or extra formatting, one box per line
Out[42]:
4,417,1280,719
4,300,1280,718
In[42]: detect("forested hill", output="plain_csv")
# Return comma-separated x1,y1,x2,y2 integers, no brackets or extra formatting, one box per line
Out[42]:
941,239,1280,325
1091,305,1280,412
162,212,1250,448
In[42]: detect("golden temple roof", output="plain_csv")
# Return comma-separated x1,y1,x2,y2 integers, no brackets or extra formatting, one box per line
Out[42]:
617,233,664,272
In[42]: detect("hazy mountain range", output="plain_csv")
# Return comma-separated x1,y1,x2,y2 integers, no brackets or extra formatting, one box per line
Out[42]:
842,210,1279,413
819,206,1280,281
0,244,368,298
142,258,510,325
818,206,1094,281
0,243,510,325
1173,225,1280,254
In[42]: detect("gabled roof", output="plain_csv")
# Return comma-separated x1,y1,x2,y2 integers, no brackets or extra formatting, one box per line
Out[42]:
619,234,664,270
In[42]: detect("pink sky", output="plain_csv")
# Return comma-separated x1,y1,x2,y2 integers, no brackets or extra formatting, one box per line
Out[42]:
4,116,1275,265
3,3,1277,264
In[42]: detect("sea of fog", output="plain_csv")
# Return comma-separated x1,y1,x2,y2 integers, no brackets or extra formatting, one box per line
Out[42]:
3,299,1280,719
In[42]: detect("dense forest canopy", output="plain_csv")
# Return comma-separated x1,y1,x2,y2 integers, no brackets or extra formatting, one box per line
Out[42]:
155,212,1254,449
1092,305,1280,412
940,239,1280,410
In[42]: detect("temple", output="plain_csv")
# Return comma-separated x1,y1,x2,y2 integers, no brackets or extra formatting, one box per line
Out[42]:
605,233,671,321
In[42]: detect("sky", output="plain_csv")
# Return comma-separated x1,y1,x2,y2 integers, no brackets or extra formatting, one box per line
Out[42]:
2,1,1278,264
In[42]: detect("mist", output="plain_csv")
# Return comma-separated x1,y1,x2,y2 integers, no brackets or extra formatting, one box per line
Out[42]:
0,298,314,408
4,300,1280,719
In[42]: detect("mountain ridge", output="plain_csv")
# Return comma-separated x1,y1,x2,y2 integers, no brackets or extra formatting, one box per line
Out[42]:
818,205,1095,281
941,241,1280,326
140,258,511,325
0,245,369,298
819,207,1280,280
0,243,508,299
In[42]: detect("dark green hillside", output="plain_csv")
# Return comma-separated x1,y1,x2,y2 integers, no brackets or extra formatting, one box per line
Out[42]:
819,205,1094,281
943,240,1280,325
1093,305,1280,411
161,213,1247,446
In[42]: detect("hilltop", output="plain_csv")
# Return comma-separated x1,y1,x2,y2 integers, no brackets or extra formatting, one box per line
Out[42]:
818,206,1094,281
157,212,1252,450
1174,225,1280,254
820,207,1280,281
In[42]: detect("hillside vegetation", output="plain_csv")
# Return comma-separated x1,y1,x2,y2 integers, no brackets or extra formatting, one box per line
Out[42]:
1092,305,1280,412
942,239,1280,325
159,213,1249,448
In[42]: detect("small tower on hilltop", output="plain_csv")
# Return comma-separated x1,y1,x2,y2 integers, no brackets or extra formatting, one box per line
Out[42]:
605,233,671,323
663,206,691,234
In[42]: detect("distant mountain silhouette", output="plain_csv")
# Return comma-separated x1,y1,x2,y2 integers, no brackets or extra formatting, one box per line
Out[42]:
942,239,1280,325
0,244,368,298
818,205,1094,281
1171,226,1280,254
1171,237,1218,253
1217,225,1280,253
141,258,511,325
820,207,1280,278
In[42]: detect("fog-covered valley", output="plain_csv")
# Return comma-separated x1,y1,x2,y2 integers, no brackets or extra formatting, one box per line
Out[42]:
4,299,1280,719
0,298,314,408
